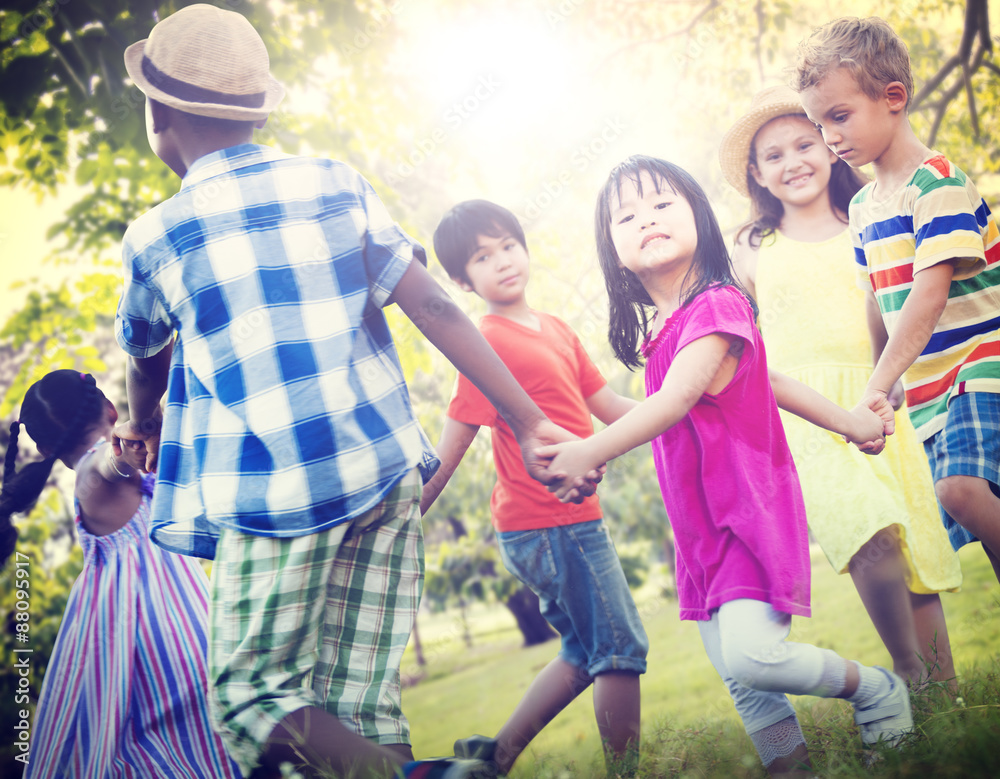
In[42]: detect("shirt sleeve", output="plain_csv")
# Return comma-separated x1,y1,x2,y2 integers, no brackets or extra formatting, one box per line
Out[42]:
115,228,174,358
446,372,499,427
355,171,426,308
912,176,987,279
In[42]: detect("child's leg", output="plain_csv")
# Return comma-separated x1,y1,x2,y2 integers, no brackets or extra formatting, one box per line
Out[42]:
922,391,1000,583
698,613,812,778
485,519,646,773
491,657,593,774
209,469,424,779
910,591,957,692
936,474,1000,581
716,600,913,752
848,526,947,683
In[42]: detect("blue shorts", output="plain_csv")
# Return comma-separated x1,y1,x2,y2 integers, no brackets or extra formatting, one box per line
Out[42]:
496,518,648,677
922,392,1000,550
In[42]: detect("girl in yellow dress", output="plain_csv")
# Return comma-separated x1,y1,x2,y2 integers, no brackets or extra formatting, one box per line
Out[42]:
720,86,962,686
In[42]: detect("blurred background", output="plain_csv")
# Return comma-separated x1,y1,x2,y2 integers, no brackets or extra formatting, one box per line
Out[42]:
1,1,998,773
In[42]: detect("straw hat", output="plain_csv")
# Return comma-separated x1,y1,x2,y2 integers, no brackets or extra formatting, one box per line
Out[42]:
718,85,808,197
124,4,284,121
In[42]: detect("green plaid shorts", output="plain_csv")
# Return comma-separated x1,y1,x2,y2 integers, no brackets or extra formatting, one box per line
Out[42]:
207,468,424,776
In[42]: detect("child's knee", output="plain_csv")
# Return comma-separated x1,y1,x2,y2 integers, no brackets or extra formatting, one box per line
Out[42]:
935,474,984,521
722,642,789,691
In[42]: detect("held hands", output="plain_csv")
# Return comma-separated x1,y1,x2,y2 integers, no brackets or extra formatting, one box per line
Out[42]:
534,438,605,503
111,410,163,474
519,419,604,503
845,389,896,455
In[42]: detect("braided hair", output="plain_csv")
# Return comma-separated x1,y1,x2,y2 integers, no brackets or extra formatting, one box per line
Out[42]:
1,371,107,566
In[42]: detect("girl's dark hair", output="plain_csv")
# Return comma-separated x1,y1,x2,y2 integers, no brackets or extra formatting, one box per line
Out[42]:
738,115,868,248
433,199,527,284
595,155,758,370
1,371,106,566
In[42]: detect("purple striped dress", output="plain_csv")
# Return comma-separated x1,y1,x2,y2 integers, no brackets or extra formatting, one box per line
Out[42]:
24,447,240,778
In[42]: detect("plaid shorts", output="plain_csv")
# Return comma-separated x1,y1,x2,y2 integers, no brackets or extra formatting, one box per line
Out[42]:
207,468,423,776
923,392,1000,550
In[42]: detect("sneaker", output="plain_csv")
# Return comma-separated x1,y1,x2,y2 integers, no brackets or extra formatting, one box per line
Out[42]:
401,757,493,779
453,735,497,762
853,667,913,750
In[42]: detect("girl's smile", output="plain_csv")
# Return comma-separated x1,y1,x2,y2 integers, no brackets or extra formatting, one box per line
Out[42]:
610,170,698,286
751,115,838,210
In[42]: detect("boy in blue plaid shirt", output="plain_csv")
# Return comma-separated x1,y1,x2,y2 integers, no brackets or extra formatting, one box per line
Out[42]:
111,6,590,779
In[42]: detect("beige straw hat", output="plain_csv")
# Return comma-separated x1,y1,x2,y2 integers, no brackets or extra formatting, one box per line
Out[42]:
718,85,808,197
124,4,284,121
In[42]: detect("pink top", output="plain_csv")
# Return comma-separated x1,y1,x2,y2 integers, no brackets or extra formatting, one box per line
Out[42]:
642,285,811,621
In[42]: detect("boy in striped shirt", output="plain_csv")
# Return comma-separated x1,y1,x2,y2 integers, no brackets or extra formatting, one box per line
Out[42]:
794,17,1000,582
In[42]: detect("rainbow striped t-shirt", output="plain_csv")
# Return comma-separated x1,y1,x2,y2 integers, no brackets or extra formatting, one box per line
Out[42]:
850,154,1000,441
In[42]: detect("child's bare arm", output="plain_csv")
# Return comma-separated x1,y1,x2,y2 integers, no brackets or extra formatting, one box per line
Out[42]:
113,342,172,473
540,333,734,499
864,289,905,409
389,260,596,498
863,262,955,406
769,368,889,452
585,385,638,426
420,418,479,516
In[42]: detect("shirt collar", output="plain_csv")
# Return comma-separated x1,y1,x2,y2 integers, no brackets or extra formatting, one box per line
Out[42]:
180,144,291,190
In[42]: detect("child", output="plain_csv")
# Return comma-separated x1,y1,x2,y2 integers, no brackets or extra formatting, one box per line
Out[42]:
794,16,1000,583
720,85,962,687
112,6,588,779
0,370,240,778
422,199,647,775
539,156,914,776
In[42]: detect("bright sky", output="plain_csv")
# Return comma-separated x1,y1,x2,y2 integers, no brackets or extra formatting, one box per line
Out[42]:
0,0,974,324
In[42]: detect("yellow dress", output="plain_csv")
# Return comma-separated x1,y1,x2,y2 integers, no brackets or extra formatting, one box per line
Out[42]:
755,228,962,593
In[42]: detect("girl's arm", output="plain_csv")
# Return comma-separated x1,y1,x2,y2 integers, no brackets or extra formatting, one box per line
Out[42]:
768,369,891,452
585,385,639,426
540,333,737,500
420,418,480,516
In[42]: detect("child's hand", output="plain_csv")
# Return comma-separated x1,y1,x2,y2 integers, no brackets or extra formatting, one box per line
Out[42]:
535,439,605,503
887,380,906,411
844,399,891,455
859,388,896,436
520,419,602,503
112,414,162,473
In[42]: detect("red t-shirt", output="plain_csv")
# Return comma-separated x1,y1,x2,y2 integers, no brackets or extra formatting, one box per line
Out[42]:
447,311,606,531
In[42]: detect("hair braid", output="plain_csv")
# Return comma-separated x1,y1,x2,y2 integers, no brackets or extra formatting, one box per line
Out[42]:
0,371,108,568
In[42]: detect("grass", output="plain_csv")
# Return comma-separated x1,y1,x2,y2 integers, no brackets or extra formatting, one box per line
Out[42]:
401,543,1000,777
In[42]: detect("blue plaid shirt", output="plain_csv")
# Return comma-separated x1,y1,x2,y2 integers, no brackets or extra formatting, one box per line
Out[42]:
116,144,438,558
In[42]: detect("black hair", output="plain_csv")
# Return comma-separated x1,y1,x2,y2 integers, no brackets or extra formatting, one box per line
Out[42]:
738,115,868,248
0,371,107,567
433,199,527,284
595,155,757,370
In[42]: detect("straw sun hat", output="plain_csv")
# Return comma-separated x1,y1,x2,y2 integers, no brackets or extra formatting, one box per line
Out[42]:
718,85,809,197
124,3,284,122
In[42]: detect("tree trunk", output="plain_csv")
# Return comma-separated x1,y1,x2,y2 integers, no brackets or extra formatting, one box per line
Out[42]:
504,586,557,646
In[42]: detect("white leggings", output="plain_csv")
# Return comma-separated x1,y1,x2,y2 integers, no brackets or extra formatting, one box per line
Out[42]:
698,600,846,765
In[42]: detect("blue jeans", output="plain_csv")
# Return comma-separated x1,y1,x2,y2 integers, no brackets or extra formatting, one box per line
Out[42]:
497,519,648,676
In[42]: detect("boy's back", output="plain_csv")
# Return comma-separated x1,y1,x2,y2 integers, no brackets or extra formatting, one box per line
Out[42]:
117,143,436,557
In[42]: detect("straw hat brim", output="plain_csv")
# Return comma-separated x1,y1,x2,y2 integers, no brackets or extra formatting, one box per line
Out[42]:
124,39,284,122
718,97,809,197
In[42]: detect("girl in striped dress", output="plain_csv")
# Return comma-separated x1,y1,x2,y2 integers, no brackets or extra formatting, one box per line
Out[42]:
1,370,239,778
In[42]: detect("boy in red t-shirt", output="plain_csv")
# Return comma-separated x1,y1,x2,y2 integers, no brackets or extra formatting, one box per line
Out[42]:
423,200,647,776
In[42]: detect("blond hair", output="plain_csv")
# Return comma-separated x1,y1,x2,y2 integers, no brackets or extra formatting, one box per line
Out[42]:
792,17,913,109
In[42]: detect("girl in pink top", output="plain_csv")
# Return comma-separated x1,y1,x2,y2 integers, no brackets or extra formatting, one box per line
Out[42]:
540,156,914,776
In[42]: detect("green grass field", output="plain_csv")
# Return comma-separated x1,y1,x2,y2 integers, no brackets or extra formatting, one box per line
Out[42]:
401,544,1000,777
